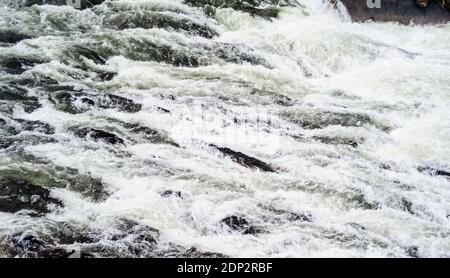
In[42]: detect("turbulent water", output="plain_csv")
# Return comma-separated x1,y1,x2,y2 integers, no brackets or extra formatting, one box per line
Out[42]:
0,0,449,258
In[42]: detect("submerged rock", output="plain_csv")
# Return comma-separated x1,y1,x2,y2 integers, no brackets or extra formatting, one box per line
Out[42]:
0,31,33,44
49,90,141,114
418,166,450,178
74,128,125,145
220,215,257,235
282,109,378,130
0,58,42,75
338,0,450,25
24,0,105,9
0,85,41,113
15,119,55,135
161,190,182,198
105,11,219,38
97,94,142,113
210,144,276,172
185,0,297,19
157,247,227,258
0,177,63,214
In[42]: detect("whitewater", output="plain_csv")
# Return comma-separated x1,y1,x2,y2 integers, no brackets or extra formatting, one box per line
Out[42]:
0,0,449,258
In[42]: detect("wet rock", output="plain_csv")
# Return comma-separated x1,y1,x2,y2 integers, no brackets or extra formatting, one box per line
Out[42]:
15,119,55,135
98,95,142,113
37,247,75,258
74,128,125,145
158,247,227,258
268,206,313,222
49,91,84,114
401,198,416,215
24,0,105,10
350,193,380,210
77,219,160,258
313,136,360,148
7,234,47,253
211,144,275,172
418,166,450,178
212,42,271,67
97,71,117,81
220,215,257,235
67,45,107,65
282,109,377,130
347,222,366,231
0,138,14,149
161,190,182,198
49,90,142,114
339,0,450,25
406,246,419,258
0,177,63,214
106,11,219,38
0,58,42,75
126,123,179,146
0,31,33,44
0,86,41,113
185,0,297,19
4,233,75,258
0,85,35,102
157,107,171,114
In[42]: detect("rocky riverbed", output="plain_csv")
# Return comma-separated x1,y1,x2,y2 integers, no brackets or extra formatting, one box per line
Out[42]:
0,0,449,258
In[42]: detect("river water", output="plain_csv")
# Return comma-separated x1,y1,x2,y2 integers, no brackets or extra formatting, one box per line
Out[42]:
0,0,449,258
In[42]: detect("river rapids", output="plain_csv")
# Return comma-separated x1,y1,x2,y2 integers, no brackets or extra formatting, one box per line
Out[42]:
0,0,449,258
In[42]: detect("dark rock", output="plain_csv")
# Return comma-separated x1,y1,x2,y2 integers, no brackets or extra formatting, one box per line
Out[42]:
212,42,270,67
49,91,142,114
158,247,227,258
24,0,105,10
347,222,366,231
406,246,419,258
265,205,313,222
98,95,142,113
15,119,55,135
0,58,42,75
97,71,117,81
69,45,107,65
220,215,257,235
211,144,275,172
339,0,450,25
8,234,47,252
74,128,125,145
350,193,380,210
157,107,171,114
49,91,90,114
401,198,416,215
80,97,95,106
76,219,160,257
106,11,219,38
0,177,63,214
0,31,33,44
184,0,297,19
37,248,75,258
161,190,182,198
113,218,159,244
418,166,450,178
282,110,378,130
0,138,14,149
0,85,41,113
126,123,179,146
313,136,359,148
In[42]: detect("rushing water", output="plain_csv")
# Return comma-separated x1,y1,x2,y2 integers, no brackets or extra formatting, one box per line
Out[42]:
0,0,449,258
